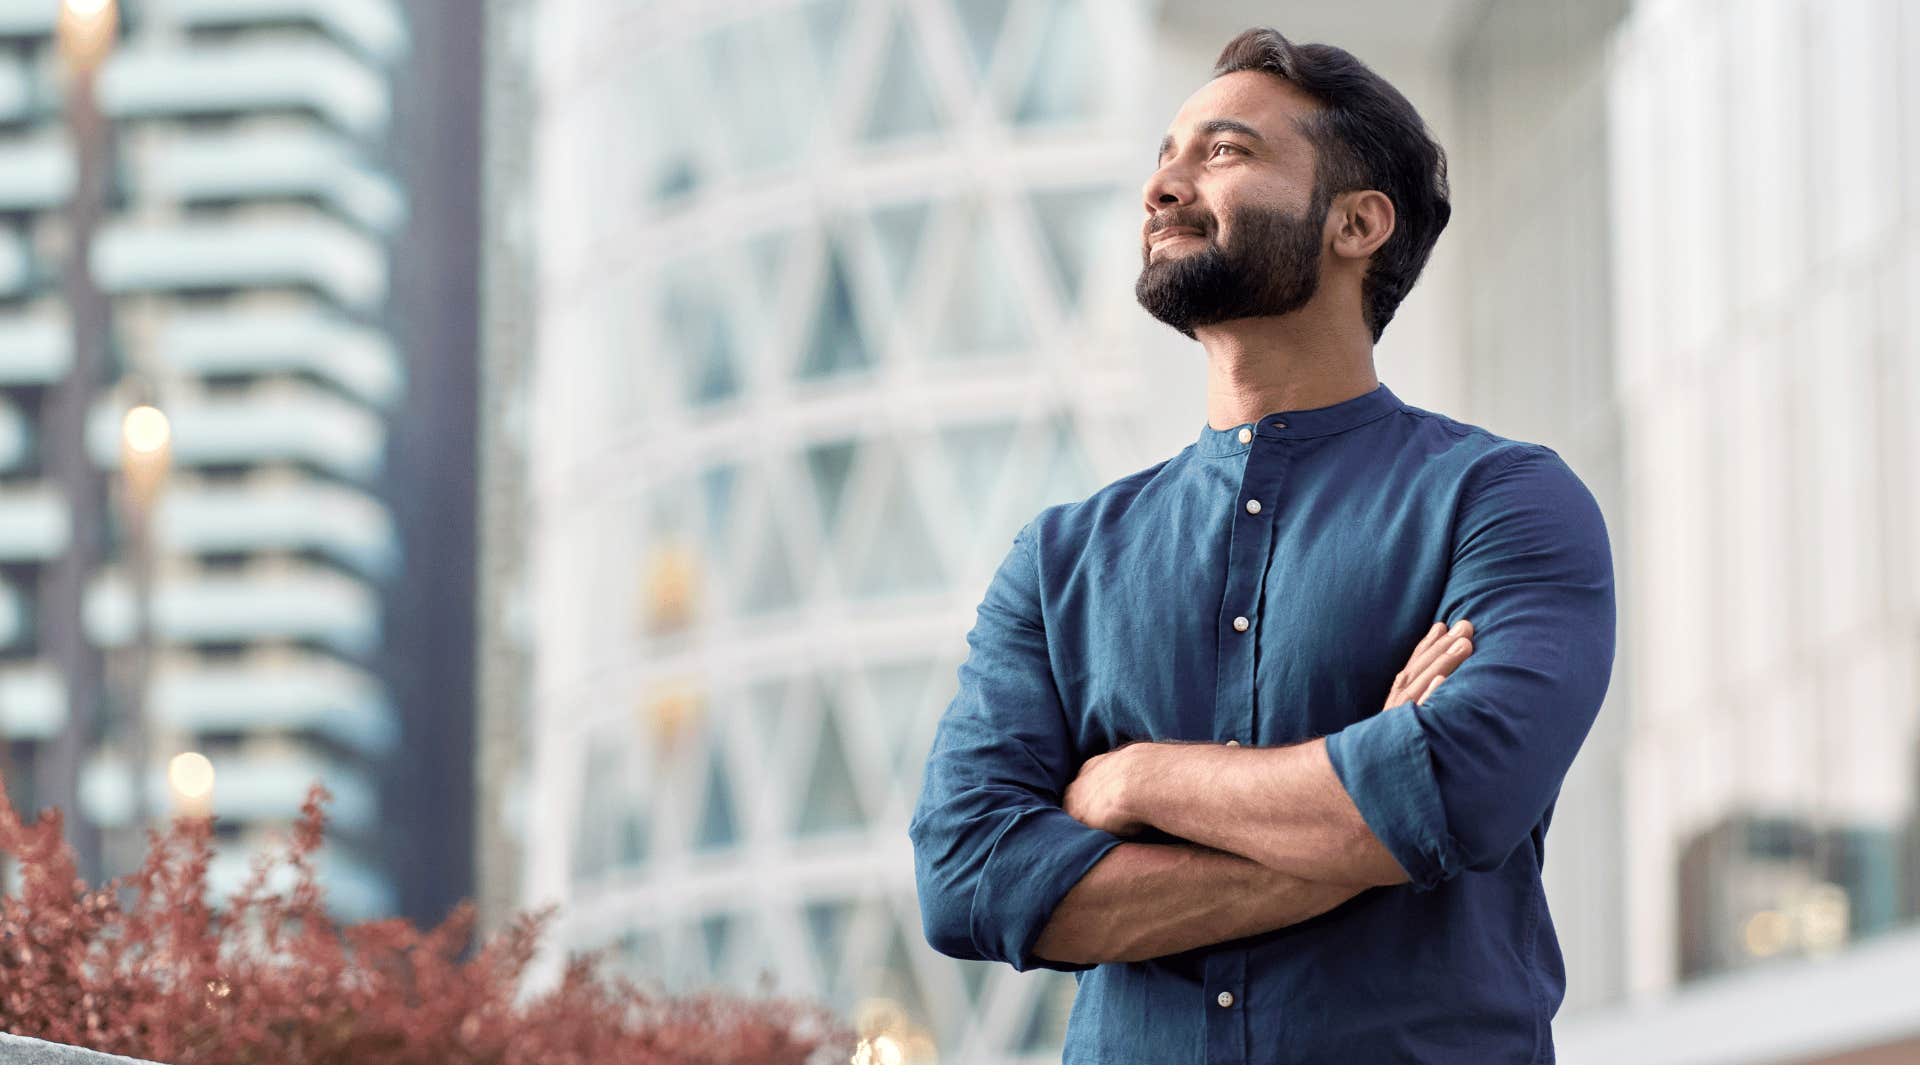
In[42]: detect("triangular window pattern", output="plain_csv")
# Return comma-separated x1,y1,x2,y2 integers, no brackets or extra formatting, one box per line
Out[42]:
804,899,854,995
618,803,650,867
949,0,1012,77
738,499,803,615
862,658,938,775
797,241,874,380
876,916,934,1029
696,737,740,850
1031,414,1095,511
666,275,741,407
1012,0,1099,127
745,230,788,306
850,460,944,598
1017,970,1078,1053
868,200,931,304
803,0,851,95
940,418,1017,524
743,677,790,763
798,692,867,835
861,11,945,142
699,463,737,559
699,912,734,978
805,438,860,539
1030,185,1113,313
932,204,1028,357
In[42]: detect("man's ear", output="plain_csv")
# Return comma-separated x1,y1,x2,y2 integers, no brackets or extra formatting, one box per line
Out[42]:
1330,190,1396,262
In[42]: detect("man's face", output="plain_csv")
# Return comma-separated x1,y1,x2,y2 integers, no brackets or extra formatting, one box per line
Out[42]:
1135,70,1333,338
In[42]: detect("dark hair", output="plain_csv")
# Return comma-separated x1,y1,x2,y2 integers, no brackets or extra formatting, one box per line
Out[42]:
1213,28,1451,343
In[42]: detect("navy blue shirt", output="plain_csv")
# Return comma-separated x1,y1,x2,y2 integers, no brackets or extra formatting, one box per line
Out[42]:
908,381,1616,1063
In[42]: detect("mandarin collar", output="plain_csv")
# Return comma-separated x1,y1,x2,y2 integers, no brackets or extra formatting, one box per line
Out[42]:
1195,381,1404,457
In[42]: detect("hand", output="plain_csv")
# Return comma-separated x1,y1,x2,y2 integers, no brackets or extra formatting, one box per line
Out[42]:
1384,619,1474,710
1062,742,1150,838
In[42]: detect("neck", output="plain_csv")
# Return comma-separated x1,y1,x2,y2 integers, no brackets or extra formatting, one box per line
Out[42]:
1194,294,1379,430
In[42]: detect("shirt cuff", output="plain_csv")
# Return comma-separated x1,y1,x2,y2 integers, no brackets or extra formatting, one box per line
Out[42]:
970,805,1125,973
1323,701,1461,891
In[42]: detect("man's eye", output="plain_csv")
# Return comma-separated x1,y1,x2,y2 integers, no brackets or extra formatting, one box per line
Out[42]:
1211,143,1243,158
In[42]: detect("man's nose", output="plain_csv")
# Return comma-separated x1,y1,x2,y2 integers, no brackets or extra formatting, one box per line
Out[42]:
1141,165,1194,215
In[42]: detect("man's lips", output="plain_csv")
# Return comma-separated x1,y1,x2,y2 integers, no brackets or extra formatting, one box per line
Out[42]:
1148,228,1205,250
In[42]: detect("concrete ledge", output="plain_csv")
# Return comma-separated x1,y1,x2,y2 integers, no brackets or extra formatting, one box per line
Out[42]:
0,1032,151,1065
1555,923,1920,1063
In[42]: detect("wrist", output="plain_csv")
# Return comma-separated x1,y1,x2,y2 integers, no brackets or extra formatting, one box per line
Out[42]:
1118,741,1167,832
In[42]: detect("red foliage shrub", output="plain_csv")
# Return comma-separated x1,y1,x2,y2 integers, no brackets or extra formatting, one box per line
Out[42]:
0,781,854,1064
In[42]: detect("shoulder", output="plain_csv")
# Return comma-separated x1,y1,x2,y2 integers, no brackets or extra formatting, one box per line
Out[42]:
1389,398,1596,496
1018,449,1183,553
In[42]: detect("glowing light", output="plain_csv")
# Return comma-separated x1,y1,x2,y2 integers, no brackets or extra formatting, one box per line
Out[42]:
63,0,111,15
122,405,171,455
1742,909,1789,958
1797,882,1850,954
168,752,215,800
851,1035,902,1066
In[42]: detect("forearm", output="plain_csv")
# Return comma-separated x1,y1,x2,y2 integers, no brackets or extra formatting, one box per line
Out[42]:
1031,840,1368,966
1125,740,1409,888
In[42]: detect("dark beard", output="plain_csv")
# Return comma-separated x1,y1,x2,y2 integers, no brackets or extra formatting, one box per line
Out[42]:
1133,196,1329,340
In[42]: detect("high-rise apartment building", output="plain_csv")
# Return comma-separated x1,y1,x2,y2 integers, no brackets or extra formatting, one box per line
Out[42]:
0,0,480,927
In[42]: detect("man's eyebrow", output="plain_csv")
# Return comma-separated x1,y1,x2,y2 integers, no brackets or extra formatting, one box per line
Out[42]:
1157,118,1269,163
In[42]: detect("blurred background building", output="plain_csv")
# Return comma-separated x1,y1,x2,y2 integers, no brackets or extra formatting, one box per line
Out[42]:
0,0,480,930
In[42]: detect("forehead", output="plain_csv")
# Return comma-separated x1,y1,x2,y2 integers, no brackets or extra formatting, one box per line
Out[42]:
1163,69,1318,150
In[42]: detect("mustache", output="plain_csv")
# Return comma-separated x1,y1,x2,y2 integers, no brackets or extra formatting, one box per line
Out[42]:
1145,212,1214,238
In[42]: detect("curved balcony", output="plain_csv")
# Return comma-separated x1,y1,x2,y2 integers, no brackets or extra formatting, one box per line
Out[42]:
86,384,385,482
0,662,62,740
158,480,397,578
92,213,387,312
79,749,378,832
100,38,390,138
0,227,32,297
0,131,69,211
149,652,396,756
0,397,30,470
128,125,405,234
0,312,71,385
85,563,382,655
0,55,36,124
206,840,394,921
0,574,23,649
0,485,68,561
161,0,409,65
156,307,402,408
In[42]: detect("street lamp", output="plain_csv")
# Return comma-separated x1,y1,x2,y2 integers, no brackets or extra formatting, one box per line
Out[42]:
40,0,120,879
118,400,169,836
167,750,213,820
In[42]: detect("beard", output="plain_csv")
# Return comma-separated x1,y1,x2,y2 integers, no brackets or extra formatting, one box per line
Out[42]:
1133,195,1330,340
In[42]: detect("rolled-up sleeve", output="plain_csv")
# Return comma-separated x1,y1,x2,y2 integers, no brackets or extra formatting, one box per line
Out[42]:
907,520,1124,972
1323,445,1616,890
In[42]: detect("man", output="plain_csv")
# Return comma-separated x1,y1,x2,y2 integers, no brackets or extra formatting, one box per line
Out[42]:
907,26,1615,1066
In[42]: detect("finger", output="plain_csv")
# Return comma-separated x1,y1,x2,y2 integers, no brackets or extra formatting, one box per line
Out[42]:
1393,623,1448,692
1406,619,1472,676
1416,674,1446,706
1409,633,1472,691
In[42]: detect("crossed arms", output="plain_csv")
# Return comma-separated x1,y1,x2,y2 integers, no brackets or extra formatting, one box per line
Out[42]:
907,445,1616,972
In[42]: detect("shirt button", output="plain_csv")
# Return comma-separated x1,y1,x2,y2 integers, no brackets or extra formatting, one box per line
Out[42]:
1245,499,1261,514
1225,739,1240,747
1232,615,1249,632
1217,990,1235,1008
1236,426,1252,444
